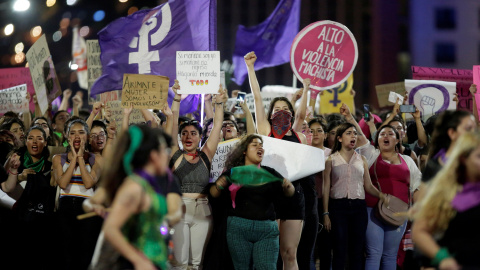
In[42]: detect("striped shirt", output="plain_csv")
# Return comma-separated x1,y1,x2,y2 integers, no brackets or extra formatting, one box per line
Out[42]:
329,151,365,199
60,159,94,199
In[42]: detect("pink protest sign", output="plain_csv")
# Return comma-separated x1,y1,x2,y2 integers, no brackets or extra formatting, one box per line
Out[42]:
0,67,35,113
472,66,480,117
290,20,358,91
411,66,473,111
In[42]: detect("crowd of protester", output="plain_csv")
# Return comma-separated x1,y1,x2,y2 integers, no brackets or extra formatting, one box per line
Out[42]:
1,51,479,270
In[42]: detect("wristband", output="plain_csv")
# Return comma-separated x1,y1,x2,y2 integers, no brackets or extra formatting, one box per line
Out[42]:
214,102,223,105
173,98,181,102
322,212,329,216
7,170,18,175
432,247,451,266
215,184,224,191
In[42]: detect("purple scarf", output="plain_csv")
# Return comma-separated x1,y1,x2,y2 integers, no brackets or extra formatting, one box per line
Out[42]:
451,182,480,212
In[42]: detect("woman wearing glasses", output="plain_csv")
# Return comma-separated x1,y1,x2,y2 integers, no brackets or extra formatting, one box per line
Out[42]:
33,116,62,147
169,80,226,270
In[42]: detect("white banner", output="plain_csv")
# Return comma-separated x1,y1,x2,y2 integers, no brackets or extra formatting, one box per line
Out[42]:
0,84,28,113
210,138,240,182
405,79,456,120
176,51,220,94
260,135,325,181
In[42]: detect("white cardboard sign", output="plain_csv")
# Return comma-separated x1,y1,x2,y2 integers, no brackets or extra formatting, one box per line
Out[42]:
260,135,325,181
209,138,240,182
0,84,29,113
404,79,456,120
176,51,220,94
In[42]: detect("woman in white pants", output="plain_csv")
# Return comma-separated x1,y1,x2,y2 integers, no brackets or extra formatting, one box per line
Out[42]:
168,80,225,269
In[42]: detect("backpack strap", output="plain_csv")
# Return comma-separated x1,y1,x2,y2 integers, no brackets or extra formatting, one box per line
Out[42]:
169,150,183,169
198,151,211,172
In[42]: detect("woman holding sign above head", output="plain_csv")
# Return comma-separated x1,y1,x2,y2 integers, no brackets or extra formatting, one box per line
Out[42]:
169,79,225,270
245,51,313,270
339,103,422,270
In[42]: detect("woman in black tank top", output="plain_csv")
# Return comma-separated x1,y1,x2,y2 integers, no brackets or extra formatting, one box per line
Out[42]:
168,80,226,270
245,51,317,270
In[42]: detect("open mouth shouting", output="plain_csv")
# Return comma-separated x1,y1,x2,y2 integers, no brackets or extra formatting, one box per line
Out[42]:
31,144,39,153
350,139,356,147
73,139,81,147
257,149,264,158
184,140,193,148
382,138,390,147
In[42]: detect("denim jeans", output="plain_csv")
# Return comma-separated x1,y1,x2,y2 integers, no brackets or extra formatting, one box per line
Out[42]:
365,207,407,270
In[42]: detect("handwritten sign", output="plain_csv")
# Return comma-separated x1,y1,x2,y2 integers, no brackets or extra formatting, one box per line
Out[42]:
388,92,404,105
0,67,35,113
375,82,406,108
106,100,145,131
260,135,325,181
27,34,62,114
176,51,220,94
99,90,121,104
290,20,358,91
121,74,168,109
0,84,29,114
405,79,456,120
210,138,240,182
319,73,354,114
87,40,103,104
411,66,472,111
25,34,61,115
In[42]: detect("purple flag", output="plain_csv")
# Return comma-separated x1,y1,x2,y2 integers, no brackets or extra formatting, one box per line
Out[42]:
232,0,300,85
91,0,216,113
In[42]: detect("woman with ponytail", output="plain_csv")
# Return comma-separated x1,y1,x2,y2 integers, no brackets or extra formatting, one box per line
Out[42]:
99,125,181,270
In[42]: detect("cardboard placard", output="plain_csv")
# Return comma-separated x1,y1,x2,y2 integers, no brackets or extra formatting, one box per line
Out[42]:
0,67,35,113
260,135,325,181
25,34,61,115
106,100,146,131
375,82,406,108
176,51,221,94
48,146,66,162
87,40,103,104
319,73,354,114
210,138,240,182
405,79,456,120
121,74,169,109
290,20,358,91
0,84,29,114
411,66,472,111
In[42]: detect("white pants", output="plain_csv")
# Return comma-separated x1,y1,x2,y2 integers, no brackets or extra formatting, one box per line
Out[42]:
172,197,213,270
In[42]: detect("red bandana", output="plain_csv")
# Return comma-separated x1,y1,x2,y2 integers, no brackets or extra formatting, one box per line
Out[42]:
271,110,292,139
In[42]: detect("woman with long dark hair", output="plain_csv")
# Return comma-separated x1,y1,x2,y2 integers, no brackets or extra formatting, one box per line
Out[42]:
52,118,103,270
339,103,422,270
246,51,316,270
1,126,57,269
169,80,225,270
210,134,295,270
96,125,182,270
33,116,62,146
422,110,476,183
323,122,385,270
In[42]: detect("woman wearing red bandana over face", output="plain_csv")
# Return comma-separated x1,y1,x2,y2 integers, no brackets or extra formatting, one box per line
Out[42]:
168,79,226,270
245,51,319,270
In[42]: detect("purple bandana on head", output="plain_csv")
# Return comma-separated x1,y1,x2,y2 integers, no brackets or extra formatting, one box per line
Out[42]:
271,110,292,139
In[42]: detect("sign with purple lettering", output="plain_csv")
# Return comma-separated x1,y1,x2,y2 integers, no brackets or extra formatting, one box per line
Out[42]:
290,20,358,91
411,66,472,111
405,79,456,120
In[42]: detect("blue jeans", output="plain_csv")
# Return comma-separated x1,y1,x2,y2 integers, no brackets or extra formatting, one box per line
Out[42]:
365,207,407,270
